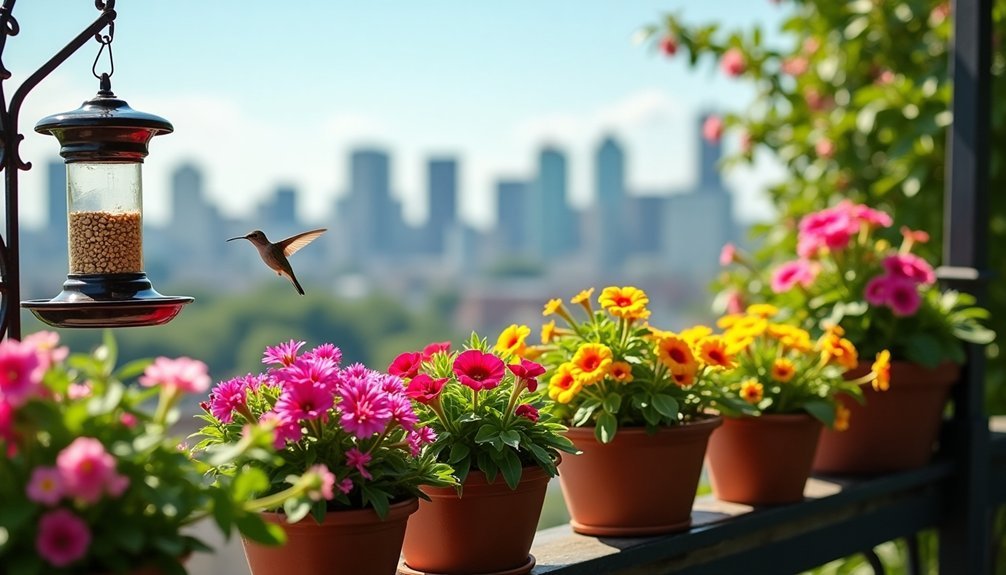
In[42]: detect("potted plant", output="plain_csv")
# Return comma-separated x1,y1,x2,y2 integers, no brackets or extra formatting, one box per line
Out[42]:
705,306,886,504
0,331,323,575
533,286,737,536
721,201,994,474
391,334,577,575
194,339,454,575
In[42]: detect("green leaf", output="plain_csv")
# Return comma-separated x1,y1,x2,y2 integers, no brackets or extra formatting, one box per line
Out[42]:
602,394,622,414
360,484,390,519
101,329,118,375
6,554,43,575
87,380,124,416
211,489,234,537
283,498,312,524
595,412,618,444
650,394,680,419
804,400,836,428
474,424,499,444
500,429,521,450
235,513,286,546
904,333,944,368
498,448,523,490
232,467,269,502
311,500,327,525
448,443,470,463
114,358,154,381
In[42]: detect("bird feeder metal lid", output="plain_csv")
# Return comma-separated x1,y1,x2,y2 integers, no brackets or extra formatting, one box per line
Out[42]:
34,75,172,163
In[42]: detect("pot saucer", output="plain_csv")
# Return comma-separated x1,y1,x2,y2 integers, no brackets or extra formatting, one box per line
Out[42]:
570,518,692,537
399,554,535,575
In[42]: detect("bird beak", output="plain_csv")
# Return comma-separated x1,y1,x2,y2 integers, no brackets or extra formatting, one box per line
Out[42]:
226,235,246,242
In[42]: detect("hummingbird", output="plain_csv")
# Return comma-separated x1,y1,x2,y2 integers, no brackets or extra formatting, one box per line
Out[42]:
227,228,327,295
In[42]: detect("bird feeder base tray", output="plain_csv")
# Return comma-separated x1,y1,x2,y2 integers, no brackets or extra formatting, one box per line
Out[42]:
22,296,193,328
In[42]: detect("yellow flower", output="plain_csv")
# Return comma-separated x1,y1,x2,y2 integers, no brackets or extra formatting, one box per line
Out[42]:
655,334,696,371
771,358,797,383
746,303,779,318
548,363,582,404
768,324,813,353
729,315,769,338
523,346,545,360
834,403,851,432
680,325,713,344
494,324,531,358
541,320,557,344
645,325,672,340
723,330,755,354
598,286,650,320
871,350,891,391
670,362,697,388
717,313,744,330
571,288,595,314
821,334,858,370
543,298,574,324
570,343,613,385
609,361,634,383
740,379,764,404
698,336,736,369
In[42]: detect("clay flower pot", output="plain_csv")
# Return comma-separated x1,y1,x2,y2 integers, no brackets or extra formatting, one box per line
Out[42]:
813,361,959,476
242,498,418,575
400,466,549,575
707,413,823,505
558,416,722,536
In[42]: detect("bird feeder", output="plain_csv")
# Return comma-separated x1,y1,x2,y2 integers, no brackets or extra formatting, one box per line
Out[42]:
21,75,192,328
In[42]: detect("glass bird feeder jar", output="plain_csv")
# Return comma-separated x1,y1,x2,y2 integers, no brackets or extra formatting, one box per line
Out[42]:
21,77,193,328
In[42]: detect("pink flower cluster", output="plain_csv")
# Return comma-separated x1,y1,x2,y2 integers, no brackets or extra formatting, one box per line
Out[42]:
864,254,936,316
26,437,129,508
140,356,211,394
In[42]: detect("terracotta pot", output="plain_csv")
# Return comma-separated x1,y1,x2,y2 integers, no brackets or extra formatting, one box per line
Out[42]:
242,498,418,575
558,417,721,536
707,413,823,505
813,361,959,476
400,465,548,575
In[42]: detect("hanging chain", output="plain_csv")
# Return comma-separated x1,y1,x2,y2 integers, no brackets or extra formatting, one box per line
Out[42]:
91,20,114,81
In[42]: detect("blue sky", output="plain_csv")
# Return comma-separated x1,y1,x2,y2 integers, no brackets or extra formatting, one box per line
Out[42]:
9,1,787,229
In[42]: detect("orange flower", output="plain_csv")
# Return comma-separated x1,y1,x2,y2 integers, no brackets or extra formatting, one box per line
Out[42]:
598,286,650,320
571,288,595,314
655,334,696,371
871,350,891,391
542,298,574,324
771,358,796,383
834,404,851,431
548,363,582,404
570,343,613,385
670,362,697,388
699,336,736,369
740,379,764,404
821,334,858,370
541,320,557,344
768,324,813,353
494,324,530,358
609,361,634,383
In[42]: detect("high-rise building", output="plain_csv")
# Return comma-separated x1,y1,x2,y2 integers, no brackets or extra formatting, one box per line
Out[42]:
496,179,530,254
259,184,298,229
596,136,625,269
427,158,458,253
532,147,578,261
345,149,398,258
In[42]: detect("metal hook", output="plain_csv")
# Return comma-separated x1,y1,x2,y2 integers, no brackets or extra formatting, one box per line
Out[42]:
91,29,113,81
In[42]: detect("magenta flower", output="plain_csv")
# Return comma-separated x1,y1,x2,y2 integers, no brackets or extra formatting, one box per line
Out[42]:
285,356,341,393
208,377,251,424
26,466,64,506
724,290,745,314
260,411,304,448
884,254,936,286
275,380,334,423
508,359,546,392
0,339,42,407
864,275,893,306
387,394,419,431
422,341,452,360
346,447,373,480
36,508,91,567
388,351,423,380
407,426,437,457
67,383,92,400
798,206,857,257
307,464,336,501
302,343,343,365
120,412,138,428
888,278,923,317
337,477,353,495
842,201,893,228
515,404,540,423
771,259,819,293
0,400,14,456
139,357,211,394
453,350,506,391
720,47,746,76
702,115,724,143
719,243,736,266
262,339,305,367
405,374,448,404
56,437,127,504
339,374,393,438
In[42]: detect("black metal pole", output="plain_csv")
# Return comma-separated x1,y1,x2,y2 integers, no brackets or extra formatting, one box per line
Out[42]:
937,0,992,571
0,1,116,340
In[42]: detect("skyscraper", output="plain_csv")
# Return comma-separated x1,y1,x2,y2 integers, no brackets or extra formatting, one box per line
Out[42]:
427,158,458,253
346,149,397,258
496,179,530,254
532,147,578,261
259,184,298,229
595,136,625,269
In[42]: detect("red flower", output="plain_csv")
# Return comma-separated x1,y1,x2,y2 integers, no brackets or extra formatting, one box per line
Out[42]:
508,359,546,392
405,374,448,404
658,36,678,57
452,350,505,391
388,352,423,380
515,404,540,422
422,341,451,360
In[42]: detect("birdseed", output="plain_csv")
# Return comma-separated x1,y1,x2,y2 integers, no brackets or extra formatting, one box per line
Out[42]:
68,210,143,274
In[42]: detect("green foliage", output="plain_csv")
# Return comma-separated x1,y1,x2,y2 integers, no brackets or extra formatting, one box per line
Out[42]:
642,0,1006,411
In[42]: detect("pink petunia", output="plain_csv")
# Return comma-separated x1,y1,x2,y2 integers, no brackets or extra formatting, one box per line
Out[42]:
262,340,305,367
405,374,448,404
702,115,724,143
883,254,936,286
719,243,737,266
453,350,506,391
139,357,211,394
422,341,452,361
36,508,91,567
22,331,68,372
838,200,893,229
508,359,546,392
56,437,128,504
274,380,334,423
307,464,336,502
0,400,15,456
864,275,893,306
720,47,746,76
887,278,923,317
515,404,540,423
388,352,423,380
771,260,819,293
345,448,373,480
0,340,43,407
798,207,857,257
26,466,64,506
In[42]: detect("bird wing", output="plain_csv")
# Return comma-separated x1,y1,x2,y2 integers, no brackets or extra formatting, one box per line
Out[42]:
279,228,327,257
